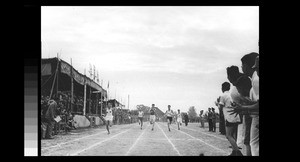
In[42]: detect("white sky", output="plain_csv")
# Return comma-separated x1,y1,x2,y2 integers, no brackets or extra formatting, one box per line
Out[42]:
41,6,259,114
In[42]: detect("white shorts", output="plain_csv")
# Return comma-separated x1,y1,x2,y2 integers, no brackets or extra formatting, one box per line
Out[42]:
150,115,156,122
105,115,113,122
177,118,182,123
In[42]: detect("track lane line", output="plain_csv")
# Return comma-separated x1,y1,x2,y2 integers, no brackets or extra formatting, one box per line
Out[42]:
178,126,228,141
42,124,132,151
68,128,131,156
157,123,181,156
125,124,149,155
165,123,230,154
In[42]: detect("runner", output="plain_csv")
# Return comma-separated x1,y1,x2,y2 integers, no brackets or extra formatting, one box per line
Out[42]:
138,109,144,129
165,105,174,132
149,104,156,131
104,103,114,134
176,109,183,130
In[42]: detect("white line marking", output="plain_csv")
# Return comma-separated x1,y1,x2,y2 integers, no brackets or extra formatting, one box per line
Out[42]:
42,124,131,151
157,123,181,156
125,124,149,155
179,126,228,141
68,129,131,156
166,124,229,154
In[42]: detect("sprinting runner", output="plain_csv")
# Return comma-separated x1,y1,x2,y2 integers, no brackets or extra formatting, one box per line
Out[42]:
149,104,156,131
138,109,144,130
105,103,113,134
176,109,183,130
165,105,174,132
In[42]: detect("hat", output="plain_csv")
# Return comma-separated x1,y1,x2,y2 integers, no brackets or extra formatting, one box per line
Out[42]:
252,56,259,69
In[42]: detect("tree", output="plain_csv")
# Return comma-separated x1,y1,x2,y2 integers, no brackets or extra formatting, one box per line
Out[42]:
188,106,197,122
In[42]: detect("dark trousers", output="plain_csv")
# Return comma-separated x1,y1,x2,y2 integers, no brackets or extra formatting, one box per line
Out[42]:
208,119,213,131
219,115,226,134
45,119,55,138
212,120,216,132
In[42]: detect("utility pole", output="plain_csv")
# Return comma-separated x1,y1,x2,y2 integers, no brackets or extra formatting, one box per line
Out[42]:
128,94,129,110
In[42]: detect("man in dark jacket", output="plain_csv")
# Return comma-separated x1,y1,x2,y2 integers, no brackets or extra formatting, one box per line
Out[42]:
211,108,217,132
44,95,59,139
208,108,213,131
184,113,189,126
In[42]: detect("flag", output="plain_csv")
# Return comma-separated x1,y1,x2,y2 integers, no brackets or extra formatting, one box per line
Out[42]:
107,81,109,89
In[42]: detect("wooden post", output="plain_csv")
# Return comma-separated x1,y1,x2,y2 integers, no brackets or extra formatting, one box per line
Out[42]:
56,53,59,97
83,69,86,115
71,58,74,113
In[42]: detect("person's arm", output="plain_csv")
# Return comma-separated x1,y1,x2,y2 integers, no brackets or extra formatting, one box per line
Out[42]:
229,100,259,116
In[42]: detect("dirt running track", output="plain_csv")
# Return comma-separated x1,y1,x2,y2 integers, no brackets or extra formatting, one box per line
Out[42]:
42,122,246,156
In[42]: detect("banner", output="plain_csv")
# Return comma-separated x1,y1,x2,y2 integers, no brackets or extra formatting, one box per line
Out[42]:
60,61,71,76
72,70,84,85
41,63,51,76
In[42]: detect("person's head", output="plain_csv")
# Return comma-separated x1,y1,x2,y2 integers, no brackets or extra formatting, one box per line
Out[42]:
241,52,259,77
212,108,215,112
235,75,252,97
108,102,112,109
152,104,155,108
168,105,171,110
200,110,203,114
52,94,59,101
208,108,211,111
226,65,243,85
221,82,231,93
178,109,180,113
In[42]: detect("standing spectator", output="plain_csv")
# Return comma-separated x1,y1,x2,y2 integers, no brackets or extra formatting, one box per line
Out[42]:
219,82,243,156
230,53,259,156
216,96,226,135
44,95,59,139
184,113,189,126
234,75,254,156
199,110,205,128
226,65,247,149
207,108,213,131
211,108,217,132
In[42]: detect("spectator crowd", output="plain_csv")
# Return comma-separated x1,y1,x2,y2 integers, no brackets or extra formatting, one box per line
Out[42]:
206,52,259,156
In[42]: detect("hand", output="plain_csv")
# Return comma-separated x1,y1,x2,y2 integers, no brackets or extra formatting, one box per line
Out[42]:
228,103,244,117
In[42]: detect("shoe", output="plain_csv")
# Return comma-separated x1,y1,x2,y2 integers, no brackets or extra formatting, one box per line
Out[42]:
169,128,171,131
228,150,235,156
236,150,243,156
152,128,153,131
141,127,142,130
108,131,110,134
178,128,180,130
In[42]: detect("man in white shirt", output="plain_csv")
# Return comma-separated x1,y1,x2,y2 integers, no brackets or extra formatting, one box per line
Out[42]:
226,65,247,150
219,82,243,156
230,53,259,156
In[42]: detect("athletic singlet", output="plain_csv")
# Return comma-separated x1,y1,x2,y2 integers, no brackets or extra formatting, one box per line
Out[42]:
138,111,144,117
165,110,173,117
106,108,112,117
150,108,155,115
177,113,182,119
